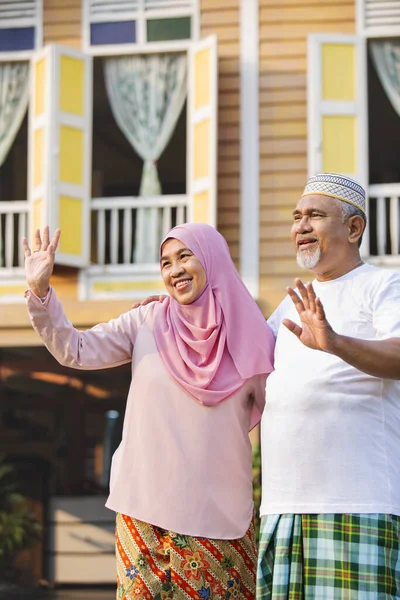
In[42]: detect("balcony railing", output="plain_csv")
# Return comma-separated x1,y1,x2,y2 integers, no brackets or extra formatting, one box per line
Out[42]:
0,201,29,270
368,183,400,260
90,195,189,266
1,186,397,275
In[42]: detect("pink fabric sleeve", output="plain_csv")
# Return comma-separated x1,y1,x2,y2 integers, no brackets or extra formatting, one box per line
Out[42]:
25,287,139,370
249,373,267,431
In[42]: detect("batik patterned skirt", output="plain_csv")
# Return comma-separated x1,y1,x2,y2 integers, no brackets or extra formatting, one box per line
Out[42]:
257,513,400,600
116,513,257,600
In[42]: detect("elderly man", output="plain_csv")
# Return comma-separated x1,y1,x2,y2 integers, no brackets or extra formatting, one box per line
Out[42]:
257,173,400,599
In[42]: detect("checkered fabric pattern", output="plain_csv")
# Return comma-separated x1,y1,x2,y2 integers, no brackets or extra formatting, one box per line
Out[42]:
302,173,366,214
257,513,400,600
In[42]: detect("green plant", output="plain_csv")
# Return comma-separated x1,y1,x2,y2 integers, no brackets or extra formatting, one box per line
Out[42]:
0,456,41,579
252,444,262,546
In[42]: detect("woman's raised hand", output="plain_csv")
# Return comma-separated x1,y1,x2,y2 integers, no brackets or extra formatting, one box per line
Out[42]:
22,227,61,297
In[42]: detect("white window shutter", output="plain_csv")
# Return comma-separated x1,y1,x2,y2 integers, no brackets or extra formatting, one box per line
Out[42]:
84,0,198,50
88,0,194,20
89,0,140,21
0,0,37,25
28,45,93,267
357,0,400,37
144,0,194,10
308,33,369,252
187,35,218,227
0,0,42,48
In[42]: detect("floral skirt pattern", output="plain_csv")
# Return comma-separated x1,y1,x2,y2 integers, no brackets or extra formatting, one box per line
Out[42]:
116,513,257,600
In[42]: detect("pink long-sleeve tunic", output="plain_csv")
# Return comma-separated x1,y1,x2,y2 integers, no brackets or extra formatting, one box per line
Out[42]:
25,288,267,539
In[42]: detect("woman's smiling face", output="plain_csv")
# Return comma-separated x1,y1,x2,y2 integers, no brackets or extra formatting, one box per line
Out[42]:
160,238,207,305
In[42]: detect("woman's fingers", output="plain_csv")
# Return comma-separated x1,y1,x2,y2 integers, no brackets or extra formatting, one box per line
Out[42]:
131,294,168,310
131,295,164,309
22,237,31,257
51,229,61,251
24,228,60,256
33,229,42,252
42,225,50,250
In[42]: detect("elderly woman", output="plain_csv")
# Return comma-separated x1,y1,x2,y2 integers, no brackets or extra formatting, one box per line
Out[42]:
23,223,274,600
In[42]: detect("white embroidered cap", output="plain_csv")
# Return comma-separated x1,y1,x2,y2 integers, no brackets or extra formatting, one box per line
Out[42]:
302,173,366,215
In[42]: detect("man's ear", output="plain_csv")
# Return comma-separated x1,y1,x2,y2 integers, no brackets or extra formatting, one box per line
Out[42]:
348,215,365,244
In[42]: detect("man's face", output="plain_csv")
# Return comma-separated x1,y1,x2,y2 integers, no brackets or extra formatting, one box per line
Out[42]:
291,195,350,275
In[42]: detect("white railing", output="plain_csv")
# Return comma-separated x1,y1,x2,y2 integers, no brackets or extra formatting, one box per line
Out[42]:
90,195,189,266
0,201,29,269
368,183,400,259
2,188,400,272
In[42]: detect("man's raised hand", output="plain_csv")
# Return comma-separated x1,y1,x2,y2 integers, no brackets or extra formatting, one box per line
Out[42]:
22,227,60,298
282,278,336,352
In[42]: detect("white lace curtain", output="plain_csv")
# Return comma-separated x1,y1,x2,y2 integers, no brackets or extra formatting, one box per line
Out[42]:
104,54,187,263
0,62,30,167
370,40,400,118
0,61,30,267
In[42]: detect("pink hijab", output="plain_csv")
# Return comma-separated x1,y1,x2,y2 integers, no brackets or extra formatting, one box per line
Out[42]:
153,223,275,406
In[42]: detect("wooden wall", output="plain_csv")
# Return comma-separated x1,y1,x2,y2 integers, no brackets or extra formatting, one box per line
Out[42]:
43,0,82,300
44,0,241,264
41,0,358,316
42,0,241,298
258,0,355,315
200,0,240,264
43,0,82,49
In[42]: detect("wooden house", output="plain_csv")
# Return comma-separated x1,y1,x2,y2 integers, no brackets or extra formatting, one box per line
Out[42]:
0,0,399,586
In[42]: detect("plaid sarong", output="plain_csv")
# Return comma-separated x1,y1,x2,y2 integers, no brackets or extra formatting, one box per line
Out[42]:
257,513,400,600
116,513,257,599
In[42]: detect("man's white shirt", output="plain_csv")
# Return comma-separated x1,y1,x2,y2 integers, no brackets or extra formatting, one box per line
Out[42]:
260,263,400,517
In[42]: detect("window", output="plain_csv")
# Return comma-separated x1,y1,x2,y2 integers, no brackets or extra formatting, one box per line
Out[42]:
308,6,400,261
91,55,187,203
367,42,400,185
85,409,124,491
83,0,199,53
28,46,93,268
307,35,367,191
0,107,28,203
0,0,42,273
357,0,400,38
356,0,400,258
0,0,42,53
